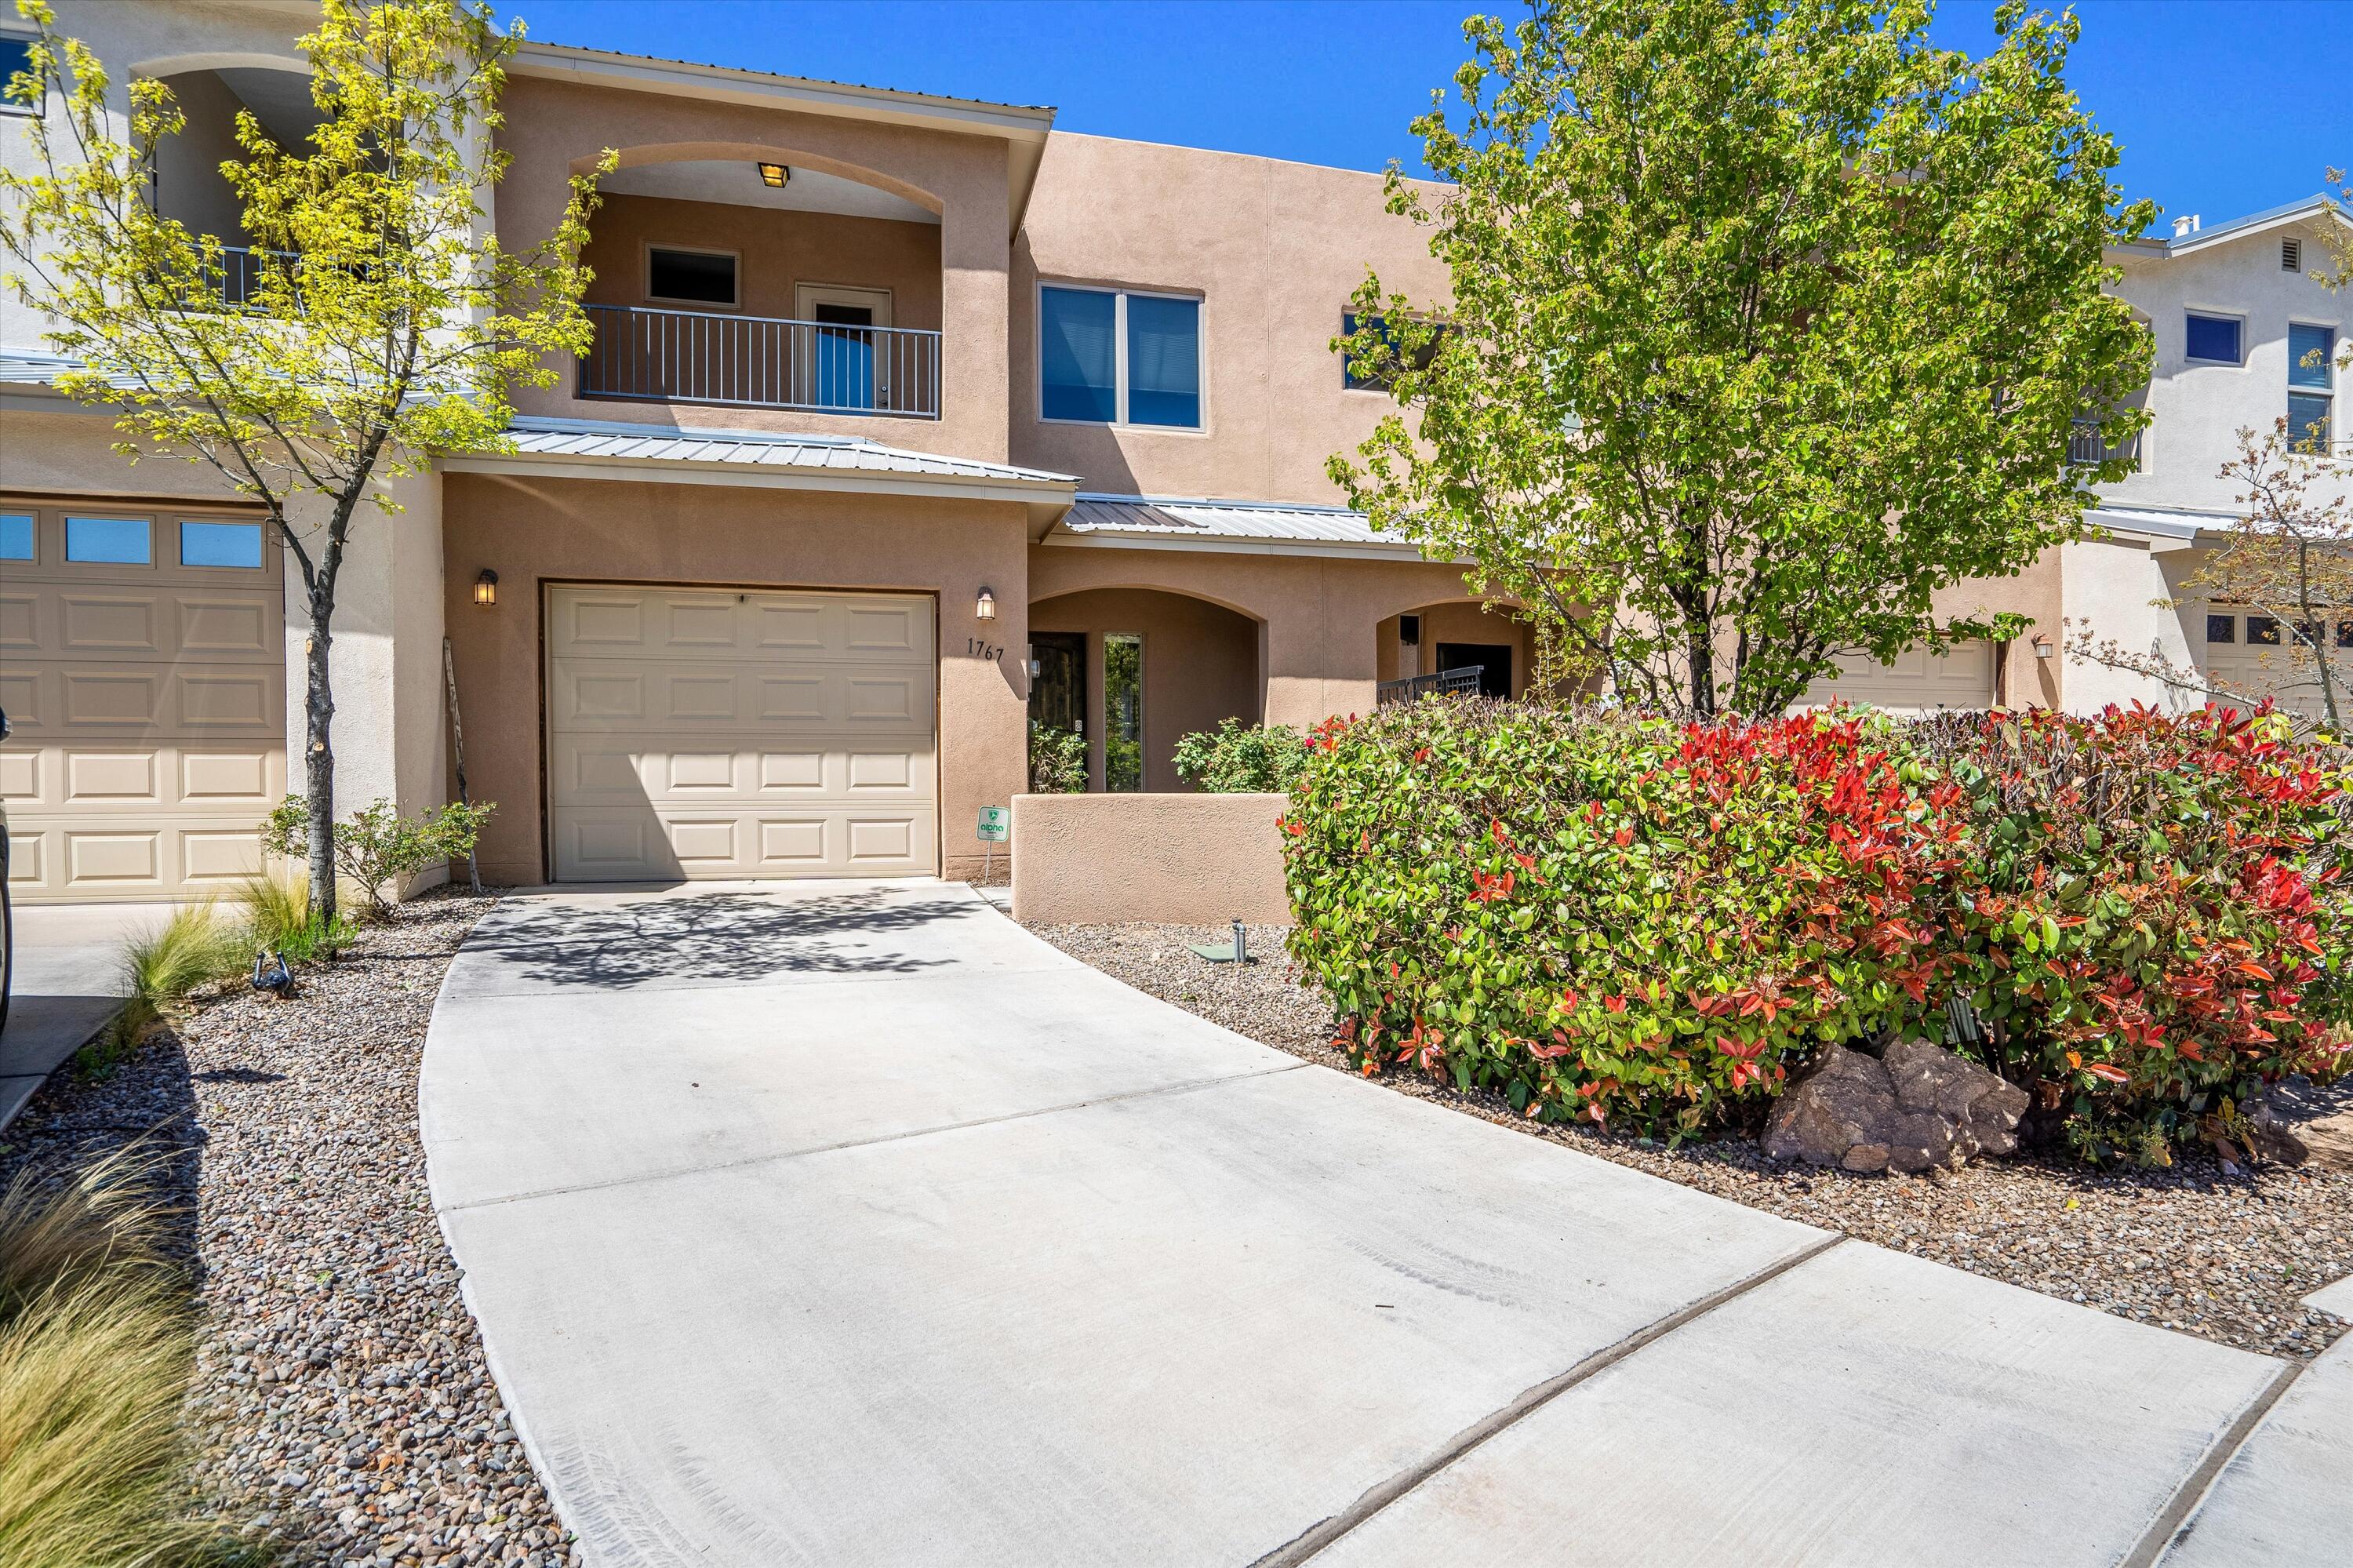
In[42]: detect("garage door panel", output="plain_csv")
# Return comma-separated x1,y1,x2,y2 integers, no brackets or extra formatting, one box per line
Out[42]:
60,592,163,655
1798,640,1995,713
177,669,276,728
547,584,936,880
0,590,35,650
177,592,278,657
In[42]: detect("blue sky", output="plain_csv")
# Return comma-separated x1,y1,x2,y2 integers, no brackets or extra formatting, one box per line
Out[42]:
515,1,2350,228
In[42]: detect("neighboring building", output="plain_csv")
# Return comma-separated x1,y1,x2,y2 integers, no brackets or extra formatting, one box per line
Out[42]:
0,2,2346,900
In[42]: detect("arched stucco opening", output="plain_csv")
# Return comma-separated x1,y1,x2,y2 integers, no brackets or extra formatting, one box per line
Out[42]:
1029,587,1264,792
140,61,320,264
1377,598,1540,701
574,143,947,418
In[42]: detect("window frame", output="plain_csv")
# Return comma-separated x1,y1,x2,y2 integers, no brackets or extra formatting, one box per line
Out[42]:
0,511,33,562
2183,309,2246,367
1340,310,1448,392
1035,281,1206,432
644,242,741,311
64,514,154,567
178,518,267,571
2287,319,2337,456
0,30,38,120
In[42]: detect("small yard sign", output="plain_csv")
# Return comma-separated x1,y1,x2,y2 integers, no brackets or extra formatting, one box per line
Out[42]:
976,806,1009,842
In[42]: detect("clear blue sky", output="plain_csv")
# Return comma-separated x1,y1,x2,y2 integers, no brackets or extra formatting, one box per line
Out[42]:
514,0,2351,228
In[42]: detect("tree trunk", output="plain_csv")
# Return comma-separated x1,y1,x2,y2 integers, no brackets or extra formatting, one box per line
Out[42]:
304,595,337,926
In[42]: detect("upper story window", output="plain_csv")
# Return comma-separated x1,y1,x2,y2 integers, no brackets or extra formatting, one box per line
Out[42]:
2184,311,2242,366
0,33,35,116
1039,285,1201,429
1340,311,1447,391
647,246,737,308
180,519,264,569
2289,322,2337,454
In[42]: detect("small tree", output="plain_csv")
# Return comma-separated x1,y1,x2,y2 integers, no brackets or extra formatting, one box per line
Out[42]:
0,0,609,922
262,795,495,919
1334,0,2154,717
2068,420,2353,730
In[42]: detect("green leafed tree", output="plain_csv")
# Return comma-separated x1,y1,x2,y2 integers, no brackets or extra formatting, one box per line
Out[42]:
0,0,610,920
1333,0,2155,718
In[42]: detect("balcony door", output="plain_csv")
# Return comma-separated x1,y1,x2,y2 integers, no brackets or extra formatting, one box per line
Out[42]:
795,284,892,413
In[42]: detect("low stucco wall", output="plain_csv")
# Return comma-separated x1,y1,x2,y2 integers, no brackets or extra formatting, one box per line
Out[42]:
1011,792,1290,926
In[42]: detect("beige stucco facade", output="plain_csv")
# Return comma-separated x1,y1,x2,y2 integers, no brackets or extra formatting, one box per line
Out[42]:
2,2,2347,898
1010,791,1289,925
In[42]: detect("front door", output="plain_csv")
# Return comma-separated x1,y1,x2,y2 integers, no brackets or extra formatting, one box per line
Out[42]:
1028,631,1086,737
795,285,892,412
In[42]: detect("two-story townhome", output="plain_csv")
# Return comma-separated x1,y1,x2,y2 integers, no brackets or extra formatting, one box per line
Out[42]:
1,1,2347,904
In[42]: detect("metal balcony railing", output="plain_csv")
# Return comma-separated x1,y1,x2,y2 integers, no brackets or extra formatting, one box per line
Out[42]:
577,303,941,419
2068,420,2142,468
1377,666,1485,706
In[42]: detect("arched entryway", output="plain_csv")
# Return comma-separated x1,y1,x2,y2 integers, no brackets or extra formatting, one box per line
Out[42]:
1029,588,1262,791
1376,600,1540,701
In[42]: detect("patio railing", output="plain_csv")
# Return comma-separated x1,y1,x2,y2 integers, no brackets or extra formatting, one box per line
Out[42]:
1377,665,1486,706
2068,420,2142,469
577,303,942,419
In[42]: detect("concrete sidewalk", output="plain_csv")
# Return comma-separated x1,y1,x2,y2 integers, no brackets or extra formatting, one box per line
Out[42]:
421,881,2344,1567
1,901,157,1130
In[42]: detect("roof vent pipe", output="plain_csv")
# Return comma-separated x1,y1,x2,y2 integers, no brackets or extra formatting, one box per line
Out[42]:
2172,213,2202,238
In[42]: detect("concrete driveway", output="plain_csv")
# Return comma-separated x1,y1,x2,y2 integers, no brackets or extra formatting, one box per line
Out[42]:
2,900,158,1129
423,880,2343,1567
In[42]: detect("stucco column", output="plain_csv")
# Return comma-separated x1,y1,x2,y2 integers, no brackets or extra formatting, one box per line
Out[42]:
282,471,449,875
940,521,1028,881
938,144,1013,465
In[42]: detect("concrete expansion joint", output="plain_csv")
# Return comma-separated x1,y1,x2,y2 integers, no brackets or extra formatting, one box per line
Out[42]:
2127,1355,2307,1568
1256,1232,1853,1568
435,1060,1309,1214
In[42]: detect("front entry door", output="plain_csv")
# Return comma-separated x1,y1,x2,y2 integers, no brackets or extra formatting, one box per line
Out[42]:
1028,631,1087,737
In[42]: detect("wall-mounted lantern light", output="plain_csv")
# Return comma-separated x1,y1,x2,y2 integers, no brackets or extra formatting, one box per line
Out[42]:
474,568,499,607
975,586,997,621
757,162,789,188
2031,632,2053,660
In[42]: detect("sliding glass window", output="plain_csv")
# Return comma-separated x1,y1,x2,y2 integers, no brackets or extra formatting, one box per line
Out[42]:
1039,285,1201,428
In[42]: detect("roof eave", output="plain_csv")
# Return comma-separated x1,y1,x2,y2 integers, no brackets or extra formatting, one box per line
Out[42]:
1041,527,1435,562
438,447,1077,507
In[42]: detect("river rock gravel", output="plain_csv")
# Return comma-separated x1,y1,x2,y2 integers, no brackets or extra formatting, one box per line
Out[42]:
1029,919,2353,1362
0,891,578,1568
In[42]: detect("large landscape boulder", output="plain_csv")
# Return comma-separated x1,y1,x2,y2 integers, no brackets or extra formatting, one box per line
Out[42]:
1763,1038,2029,1174
2245,1077,2353,1170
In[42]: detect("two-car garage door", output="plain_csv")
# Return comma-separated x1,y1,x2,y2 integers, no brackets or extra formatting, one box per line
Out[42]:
545,585,938,880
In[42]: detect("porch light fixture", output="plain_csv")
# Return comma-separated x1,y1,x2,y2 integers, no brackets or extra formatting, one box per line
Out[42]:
975,587,998,621
757,162,789,188
473,568,499,607
2031,633,2053,659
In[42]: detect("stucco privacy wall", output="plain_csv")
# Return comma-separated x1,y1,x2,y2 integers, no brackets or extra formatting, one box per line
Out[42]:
1030,543,1486,729
1012,133,1453,504
1011,791,1289,925
580,194,945,329
442,472,1028,886
1028,588,1259,792
493,74,1014,461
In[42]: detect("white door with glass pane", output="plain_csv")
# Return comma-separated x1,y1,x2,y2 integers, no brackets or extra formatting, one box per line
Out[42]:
795,285,891,413
0,505,285,901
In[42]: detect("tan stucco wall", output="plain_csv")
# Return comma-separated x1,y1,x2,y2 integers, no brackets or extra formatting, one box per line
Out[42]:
441,472,1028,885
493,75,1013,462
1028,587,1259,791
1030,542,1484,727
581,193,944,329
1011,791,1289,925
1011,133,1452,504
148,67,252,246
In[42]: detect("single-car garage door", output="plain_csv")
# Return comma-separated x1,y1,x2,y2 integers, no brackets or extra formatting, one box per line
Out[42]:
546,584,937,881
0,503,285,901
1798,640,1997,713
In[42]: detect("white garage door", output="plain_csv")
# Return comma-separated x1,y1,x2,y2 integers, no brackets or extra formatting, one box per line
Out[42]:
0,503,285,901
2197,606,2352,722
1798,640,1997,713
545,584,937,881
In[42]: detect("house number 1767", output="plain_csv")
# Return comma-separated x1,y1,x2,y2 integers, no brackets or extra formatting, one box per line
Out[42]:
967,638,1003,660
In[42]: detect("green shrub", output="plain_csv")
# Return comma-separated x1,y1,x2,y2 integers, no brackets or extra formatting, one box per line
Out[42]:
262,795,495,918
1282,699,2353,1162
1284,702,1960,1140
1173,718,1311,793
0,1154,225,1568
1027,722,1088,794
1915,704,2353,1164
235,871,355,963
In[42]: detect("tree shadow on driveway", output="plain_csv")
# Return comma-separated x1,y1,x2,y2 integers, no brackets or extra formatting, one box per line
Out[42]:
460,889,977,990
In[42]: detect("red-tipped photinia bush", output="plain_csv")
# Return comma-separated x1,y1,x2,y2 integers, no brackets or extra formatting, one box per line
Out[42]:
1282,700,2353,1162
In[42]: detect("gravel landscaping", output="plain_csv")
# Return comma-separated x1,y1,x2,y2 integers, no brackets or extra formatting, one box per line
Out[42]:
1030,919,2353,1362
0,890,577,1568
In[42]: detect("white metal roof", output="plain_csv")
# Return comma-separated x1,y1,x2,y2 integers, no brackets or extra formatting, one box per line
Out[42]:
1050,493,1426,558
483,415,1076,486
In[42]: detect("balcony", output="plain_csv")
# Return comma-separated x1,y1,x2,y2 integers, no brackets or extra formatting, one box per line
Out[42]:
576,304,941,420
2068,420,2142,469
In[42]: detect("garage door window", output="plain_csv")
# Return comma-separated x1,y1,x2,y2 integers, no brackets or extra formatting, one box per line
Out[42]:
181,519,264,569
0,512,31,560
65,515,150,564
